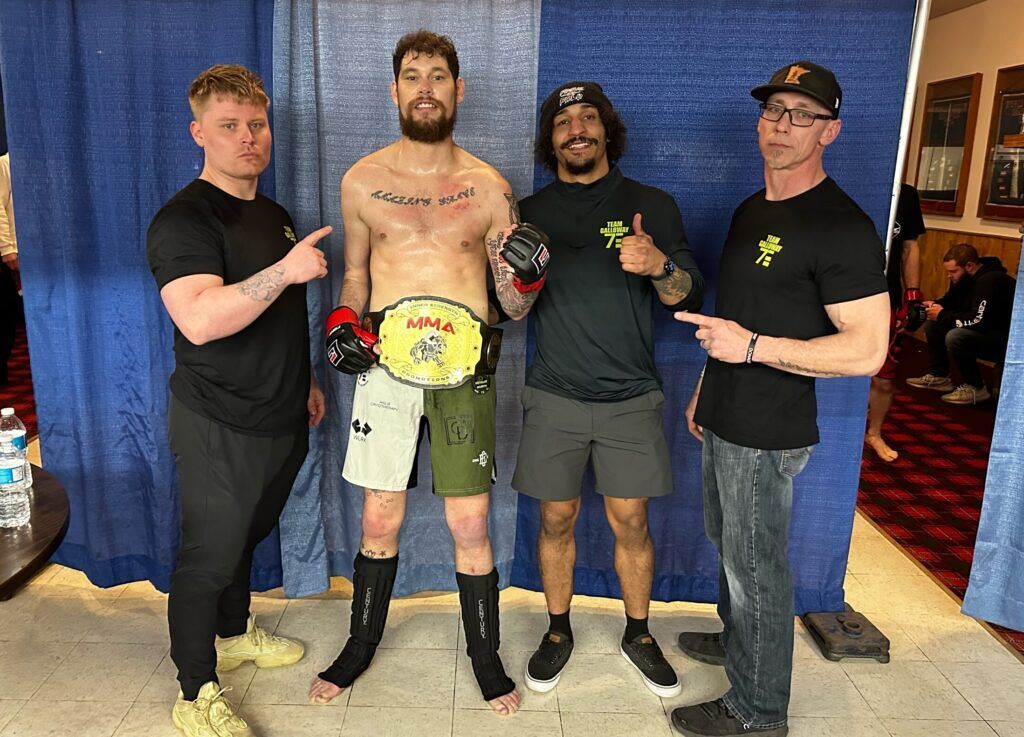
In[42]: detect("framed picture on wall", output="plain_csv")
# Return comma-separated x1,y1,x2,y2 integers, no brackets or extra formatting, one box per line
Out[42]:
914,73,983,216
978,64,1024,222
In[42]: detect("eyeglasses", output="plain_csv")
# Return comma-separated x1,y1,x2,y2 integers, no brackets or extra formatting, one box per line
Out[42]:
759,102,835,127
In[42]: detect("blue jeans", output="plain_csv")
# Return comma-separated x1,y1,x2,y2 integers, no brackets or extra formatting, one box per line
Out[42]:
702,429,814,728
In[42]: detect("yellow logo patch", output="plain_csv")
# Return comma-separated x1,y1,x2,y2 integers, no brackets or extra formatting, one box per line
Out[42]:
600,220,629,249
283,226,297,244
755,234,783,267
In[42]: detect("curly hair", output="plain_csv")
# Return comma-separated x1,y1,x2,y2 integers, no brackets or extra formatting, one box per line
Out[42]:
535,103,627,172
188,64,269,119
392,29,459,80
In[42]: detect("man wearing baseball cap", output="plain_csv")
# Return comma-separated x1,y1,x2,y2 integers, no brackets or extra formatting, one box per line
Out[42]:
671,62,889,736
513,81,704,698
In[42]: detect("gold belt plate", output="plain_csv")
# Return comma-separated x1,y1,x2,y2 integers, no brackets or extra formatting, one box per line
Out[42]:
377,297,484,388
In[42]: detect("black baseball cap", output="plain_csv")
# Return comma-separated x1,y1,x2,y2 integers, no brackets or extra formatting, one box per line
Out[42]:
750,61,842,116
539,81,614,129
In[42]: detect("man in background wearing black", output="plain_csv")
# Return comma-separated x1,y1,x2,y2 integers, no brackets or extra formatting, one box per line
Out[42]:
865,182,926,461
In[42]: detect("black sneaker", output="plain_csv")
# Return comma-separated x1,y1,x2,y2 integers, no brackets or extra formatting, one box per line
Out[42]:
677,631,726,666
671,698,788,736
525,631,574,693
620,634,681,698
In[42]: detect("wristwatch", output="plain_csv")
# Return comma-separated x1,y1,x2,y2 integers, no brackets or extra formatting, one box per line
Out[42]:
651,258,677,281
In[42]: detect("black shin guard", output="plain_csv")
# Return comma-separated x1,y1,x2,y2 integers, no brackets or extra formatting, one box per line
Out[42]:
456,568,515,701
318,552,398,688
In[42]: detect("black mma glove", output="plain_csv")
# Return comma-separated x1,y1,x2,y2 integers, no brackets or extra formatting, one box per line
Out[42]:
325,306,379,374
500,223,550,293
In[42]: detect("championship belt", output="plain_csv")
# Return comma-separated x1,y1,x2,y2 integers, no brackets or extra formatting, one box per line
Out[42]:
364,296,502,389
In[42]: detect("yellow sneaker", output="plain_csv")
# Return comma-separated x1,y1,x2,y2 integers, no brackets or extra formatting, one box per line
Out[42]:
216,615,304,671
172,681,254,736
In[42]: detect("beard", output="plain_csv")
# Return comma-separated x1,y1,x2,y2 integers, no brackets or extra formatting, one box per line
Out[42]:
399,101,457,143
559,137,601,175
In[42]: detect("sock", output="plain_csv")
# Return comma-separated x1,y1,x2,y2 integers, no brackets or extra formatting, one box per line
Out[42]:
456,568,516,701
548,609,572,640
318,552,398,688
624,614,650,642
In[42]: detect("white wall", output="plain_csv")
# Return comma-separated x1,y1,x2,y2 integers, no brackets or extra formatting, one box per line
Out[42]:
907,0,1024,237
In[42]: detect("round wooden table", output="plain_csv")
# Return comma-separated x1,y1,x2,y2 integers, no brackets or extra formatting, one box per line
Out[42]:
0,466,70,600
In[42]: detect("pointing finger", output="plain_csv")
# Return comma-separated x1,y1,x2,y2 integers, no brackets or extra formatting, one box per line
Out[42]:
674,312,714,327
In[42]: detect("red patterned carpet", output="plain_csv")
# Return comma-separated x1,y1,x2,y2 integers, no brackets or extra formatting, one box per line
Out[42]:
858,336,1023,655
0,324,37,438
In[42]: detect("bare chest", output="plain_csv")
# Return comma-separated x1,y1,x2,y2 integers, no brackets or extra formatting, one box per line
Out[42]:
362,177,489,256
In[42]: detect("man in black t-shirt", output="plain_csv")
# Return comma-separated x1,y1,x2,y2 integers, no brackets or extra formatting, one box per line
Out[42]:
866,183,926,462
512,82,704,698
147,65,331,737
672,62,888,737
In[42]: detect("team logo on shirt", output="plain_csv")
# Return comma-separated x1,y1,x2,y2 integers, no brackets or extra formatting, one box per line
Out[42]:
755,234,783,267
283,226,297,244
600,219,629,249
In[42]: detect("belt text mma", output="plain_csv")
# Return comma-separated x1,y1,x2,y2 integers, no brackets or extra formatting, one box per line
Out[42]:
364,296,502,389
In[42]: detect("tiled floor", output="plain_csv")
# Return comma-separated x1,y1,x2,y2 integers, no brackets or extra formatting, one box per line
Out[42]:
1,444,1021,736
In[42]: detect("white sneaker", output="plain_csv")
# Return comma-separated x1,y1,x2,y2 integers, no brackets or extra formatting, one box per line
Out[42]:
941,384,991,405
906,373,954,392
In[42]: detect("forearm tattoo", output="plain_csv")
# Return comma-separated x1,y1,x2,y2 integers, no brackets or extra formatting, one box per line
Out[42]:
237,265,286,302
653,269,693,302
772,357,847,378
487,232,536,316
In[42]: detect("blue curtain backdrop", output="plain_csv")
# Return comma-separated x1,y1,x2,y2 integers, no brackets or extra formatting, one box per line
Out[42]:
510,0,917,613
0,0,283,591
0,1,950,615
963,251,1024,631
271,0,542,598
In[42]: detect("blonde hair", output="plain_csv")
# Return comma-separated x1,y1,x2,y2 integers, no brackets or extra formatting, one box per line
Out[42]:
188,64,269,119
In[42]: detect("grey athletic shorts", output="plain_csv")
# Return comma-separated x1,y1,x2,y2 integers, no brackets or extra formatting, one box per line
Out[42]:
512,385,673,501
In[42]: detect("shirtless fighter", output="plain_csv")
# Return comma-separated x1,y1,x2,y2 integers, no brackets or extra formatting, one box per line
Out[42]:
308,30,549,716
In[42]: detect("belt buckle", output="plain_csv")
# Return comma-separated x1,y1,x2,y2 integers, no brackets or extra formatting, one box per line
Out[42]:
376,296,484,389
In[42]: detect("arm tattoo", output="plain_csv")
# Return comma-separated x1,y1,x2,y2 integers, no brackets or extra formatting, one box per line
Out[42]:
236,265,286,302
361,548,392,559
487,233,536,316
653,269,693,302
504,193,521,225
772,357,847,378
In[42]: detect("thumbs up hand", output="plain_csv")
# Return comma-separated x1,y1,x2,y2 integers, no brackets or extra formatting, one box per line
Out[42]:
619,213,665,277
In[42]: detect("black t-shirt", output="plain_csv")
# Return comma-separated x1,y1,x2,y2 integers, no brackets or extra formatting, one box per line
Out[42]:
695,177,887,449
147,179,310,436
520,167,702,401
886,183,926,308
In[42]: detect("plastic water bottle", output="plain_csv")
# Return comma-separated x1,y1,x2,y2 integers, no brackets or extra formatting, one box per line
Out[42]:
0,407,32,488
0,438,30,528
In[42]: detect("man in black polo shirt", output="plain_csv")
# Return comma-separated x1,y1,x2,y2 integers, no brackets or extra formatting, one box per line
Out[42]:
147,64,331,737
512,81,704,698
672,62,889,737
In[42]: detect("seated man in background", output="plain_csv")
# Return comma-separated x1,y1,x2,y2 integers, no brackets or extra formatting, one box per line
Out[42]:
907,243,1016,405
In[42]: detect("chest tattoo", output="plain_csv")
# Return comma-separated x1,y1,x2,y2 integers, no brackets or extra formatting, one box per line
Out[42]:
371,186,477,209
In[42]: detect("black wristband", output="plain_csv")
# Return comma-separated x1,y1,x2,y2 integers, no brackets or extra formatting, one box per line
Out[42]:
745,333,759,364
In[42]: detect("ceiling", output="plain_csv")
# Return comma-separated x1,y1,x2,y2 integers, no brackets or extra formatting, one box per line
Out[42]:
930,0,987,18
